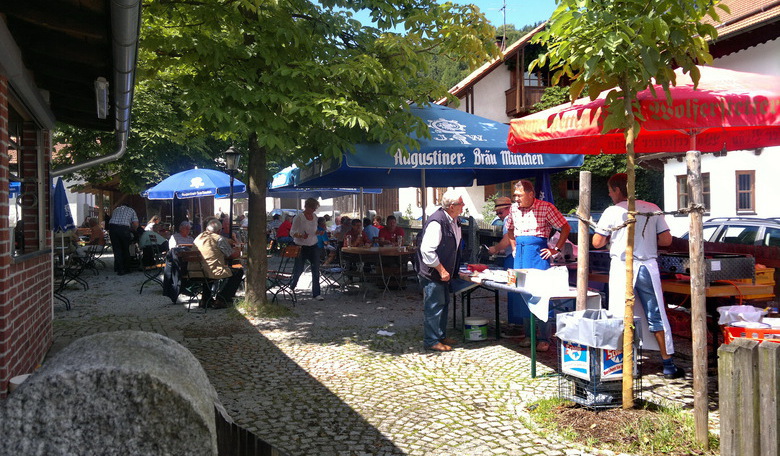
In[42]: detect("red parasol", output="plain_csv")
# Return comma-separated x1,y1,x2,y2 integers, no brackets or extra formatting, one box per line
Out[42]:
506,65,780,426
508,66,780,154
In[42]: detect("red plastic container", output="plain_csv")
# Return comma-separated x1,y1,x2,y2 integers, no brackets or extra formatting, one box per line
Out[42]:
722,325,780,344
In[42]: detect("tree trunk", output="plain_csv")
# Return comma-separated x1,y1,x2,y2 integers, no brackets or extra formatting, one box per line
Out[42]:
622,82,638,409
244,133,269,305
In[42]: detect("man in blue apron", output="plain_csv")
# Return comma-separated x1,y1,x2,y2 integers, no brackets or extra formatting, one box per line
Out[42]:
592,173,684,379
500,180,570,352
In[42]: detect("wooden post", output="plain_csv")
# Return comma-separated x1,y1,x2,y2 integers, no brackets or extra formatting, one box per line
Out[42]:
686,150,709,445
718,338,760,456
576,171,591,311
760,342,780,456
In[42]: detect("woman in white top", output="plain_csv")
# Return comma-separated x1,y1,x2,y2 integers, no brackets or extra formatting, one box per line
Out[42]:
290,198,323,300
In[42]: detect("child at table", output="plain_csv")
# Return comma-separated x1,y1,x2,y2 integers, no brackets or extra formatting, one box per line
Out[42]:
317,217,337,265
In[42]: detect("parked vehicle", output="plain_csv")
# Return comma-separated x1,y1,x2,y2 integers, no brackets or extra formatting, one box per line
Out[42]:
269,208,303,218
680,217,780,247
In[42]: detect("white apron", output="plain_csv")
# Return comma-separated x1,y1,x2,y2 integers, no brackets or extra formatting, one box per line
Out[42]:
607,258,674,354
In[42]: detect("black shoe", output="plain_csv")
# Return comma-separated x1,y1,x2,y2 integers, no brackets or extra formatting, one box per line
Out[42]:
663,366,685,380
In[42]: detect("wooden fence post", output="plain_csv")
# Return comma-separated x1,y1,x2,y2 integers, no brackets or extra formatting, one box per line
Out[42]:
760,342,780,456
719,338,760,456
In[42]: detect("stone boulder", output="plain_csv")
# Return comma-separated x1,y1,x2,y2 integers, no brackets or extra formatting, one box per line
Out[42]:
1,330,220,455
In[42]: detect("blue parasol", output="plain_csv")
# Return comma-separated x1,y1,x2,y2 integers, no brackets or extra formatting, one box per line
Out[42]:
52,178,75,233
295,104,583,188
142,168,247,200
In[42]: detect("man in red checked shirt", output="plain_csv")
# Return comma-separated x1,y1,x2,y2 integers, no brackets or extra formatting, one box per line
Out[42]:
490,179,570,352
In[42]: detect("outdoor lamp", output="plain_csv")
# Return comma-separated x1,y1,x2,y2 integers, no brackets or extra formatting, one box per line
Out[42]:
224,146,241,238
224,146,241,172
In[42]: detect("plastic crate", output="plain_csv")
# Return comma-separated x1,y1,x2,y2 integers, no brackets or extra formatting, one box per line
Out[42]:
722,325,780,344
558,374,642,410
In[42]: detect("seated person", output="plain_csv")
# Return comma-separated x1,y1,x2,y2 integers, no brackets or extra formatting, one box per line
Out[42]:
138,226,169,265
333,216,351,243
275,215,293,244
74,218,107,259
363,217,380,245
372,215,384,230
317,217,337,265
193,217,243,305
144,215,161,232
168,221,194,249
345,218,370,247
378,215,405,246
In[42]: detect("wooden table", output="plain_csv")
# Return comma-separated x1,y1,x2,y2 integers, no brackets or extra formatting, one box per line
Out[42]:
341,246,418,290
588,272,774,298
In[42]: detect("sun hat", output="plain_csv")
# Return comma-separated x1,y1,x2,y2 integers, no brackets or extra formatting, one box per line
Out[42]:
494,196,512,209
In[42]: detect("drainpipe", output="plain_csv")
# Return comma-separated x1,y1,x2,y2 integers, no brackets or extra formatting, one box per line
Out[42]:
51,0,142,177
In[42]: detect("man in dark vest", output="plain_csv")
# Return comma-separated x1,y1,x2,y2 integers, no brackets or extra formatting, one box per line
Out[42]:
416,190,465,352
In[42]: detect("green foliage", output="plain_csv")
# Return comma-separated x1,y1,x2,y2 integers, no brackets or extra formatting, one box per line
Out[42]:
482,193,499,221
140,0,500,164
531,0,727,134
531,86,570,113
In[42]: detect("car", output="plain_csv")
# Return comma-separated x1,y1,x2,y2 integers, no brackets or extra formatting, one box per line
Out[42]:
561,212,602,243
680,217,780,247
269,208,303,218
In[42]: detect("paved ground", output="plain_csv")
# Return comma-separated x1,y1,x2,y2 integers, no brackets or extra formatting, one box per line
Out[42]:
49,254,719,456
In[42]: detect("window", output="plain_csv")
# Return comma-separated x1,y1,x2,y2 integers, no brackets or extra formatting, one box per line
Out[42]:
675,173,710,213
6,100,47,258
565,180,578,200
716,225,759,245
764,227,780,248
417,187,447,207
736,170,755,214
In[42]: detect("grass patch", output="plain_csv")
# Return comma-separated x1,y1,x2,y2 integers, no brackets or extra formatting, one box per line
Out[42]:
234,298,296,319
529,397,718,455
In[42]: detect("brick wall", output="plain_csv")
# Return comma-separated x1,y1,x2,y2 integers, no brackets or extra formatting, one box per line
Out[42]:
0,75,54,398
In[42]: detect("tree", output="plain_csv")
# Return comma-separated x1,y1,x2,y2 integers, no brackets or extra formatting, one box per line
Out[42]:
140,0,499,308
530,0,725,424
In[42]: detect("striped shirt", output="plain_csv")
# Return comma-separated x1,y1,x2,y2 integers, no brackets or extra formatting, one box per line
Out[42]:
504,199,567,238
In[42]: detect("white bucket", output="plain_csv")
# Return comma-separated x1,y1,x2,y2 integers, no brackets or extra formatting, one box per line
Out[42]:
464,317,489,341
8,374,31,393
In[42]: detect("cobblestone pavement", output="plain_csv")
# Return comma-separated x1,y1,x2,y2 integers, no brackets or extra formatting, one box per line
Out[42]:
50,255,719,455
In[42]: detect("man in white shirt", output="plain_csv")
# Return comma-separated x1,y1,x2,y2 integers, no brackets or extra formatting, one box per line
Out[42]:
593,173,683,380
416,190,464,352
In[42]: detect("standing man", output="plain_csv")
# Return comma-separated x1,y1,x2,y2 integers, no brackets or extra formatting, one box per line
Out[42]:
417,189,465,352
108,203,139,276
290,198,323,301
490,180,570,352
592,173,683,379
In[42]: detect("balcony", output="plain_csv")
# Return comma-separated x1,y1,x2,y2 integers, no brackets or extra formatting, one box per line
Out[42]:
505,86,546,116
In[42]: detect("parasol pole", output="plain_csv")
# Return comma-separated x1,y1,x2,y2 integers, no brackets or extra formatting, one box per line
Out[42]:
622,86,637,409
421,170,428,224
686,140,709,446
576,171,591,310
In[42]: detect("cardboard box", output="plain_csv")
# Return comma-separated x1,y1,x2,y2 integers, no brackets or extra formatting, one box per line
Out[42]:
559,339,639,382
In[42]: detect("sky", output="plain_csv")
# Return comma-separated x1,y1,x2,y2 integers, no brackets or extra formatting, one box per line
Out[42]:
467,0,557,29
351,1,558,31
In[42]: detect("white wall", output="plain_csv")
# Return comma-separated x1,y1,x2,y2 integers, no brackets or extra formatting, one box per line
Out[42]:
663,148,780,236
662,39,780,236
713,38,780,76
457,67,513,124
397,186,485,221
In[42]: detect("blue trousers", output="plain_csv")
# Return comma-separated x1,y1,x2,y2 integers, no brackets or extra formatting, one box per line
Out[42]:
420,275,450,348
292,244,321,298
